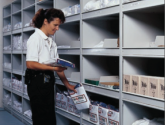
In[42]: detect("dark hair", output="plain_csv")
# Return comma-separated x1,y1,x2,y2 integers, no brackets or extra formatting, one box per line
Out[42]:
32,8,65,28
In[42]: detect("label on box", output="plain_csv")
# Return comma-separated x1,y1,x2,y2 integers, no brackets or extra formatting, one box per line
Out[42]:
159,78,165,99
99,115,108,125
99,107,108,125
68,104,74,113
123,75,131,92
61,101,67,110
90,112,98,122
107,110,119,125
72,94,87,104
140,77,149,96
56,100,61,107
131,76,140,94
149,78,158,98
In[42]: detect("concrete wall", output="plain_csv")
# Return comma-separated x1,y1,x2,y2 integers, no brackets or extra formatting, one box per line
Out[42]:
0,0,15,107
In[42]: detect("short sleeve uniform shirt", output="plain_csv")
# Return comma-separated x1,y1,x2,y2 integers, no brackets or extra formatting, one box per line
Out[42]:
26,28,59,63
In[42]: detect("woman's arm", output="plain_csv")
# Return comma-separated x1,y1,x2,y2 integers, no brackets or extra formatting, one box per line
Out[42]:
26,61,67,72
56,71,77,93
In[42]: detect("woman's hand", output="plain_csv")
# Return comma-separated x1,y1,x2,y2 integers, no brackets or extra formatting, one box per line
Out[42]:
67,84,77,93
54,66,67,72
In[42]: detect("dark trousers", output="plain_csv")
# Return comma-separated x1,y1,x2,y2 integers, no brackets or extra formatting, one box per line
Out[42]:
27,70,56,125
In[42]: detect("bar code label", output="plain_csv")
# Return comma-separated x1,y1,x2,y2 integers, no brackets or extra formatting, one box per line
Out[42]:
90,112,98,122
61,101,67,110
72,94,87,104
108,119,119,125
99,115,107,125
56,100,61,107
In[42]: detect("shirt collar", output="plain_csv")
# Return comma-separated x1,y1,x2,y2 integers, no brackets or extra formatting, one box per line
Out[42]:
35,28,52,40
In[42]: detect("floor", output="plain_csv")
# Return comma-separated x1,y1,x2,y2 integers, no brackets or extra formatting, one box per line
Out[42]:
0,109,25,125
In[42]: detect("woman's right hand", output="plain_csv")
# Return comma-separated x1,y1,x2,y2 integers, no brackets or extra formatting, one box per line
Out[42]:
54,66,67,72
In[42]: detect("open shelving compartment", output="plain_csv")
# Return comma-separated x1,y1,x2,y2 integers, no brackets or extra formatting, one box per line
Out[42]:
12,12,22,33
55,84,81,124
12,0,22,14
56,21,80,49
123,101,164,125
12,33,22,53
56,55,80,83
3,54,12,71
3,35,12,53
3,5,11,18
23,98,32,120
3,16,11,33
82,55,119,95
23,5,35,31
82,14,119,55
23,30,34,53
36,0,53,11
123,5,164,48
12,73,23,94
3,71,12,89
23,54,27,75
123,57,164,109
12,54,22,74
3,89,12,110
82,91,119,125
23,0,35,9
12,93,23,114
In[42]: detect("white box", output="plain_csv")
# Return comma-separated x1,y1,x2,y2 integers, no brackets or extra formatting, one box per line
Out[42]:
103,39,118,48
56,93,62,108
98,106,109,125
67,96,75,113
158,77,164,99
123,75,132,92
107,109,119,125
73,105,81,115
139,76,149,96
69,84,90,110
131,75,140,94
89,104,99,124
148,77,159,98
61,94,68,110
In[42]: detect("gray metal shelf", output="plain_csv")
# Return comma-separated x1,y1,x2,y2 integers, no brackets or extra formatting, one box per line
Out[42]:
82,119,97,125
65,14,81,23
23,27,34,32
12,29,22,34
3,86,12,92
122,0,164,12
57,49,81,55
123,92,164,111
3,32,12,36
56,107,81,124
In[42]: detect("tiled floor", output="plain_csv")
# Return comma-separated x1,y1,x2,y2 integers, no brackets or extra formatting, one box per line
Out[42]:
0,110,25,125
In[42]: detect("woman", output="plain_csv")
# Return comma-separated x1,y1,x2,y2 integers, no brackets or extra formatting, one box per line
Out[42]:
25,8,76,125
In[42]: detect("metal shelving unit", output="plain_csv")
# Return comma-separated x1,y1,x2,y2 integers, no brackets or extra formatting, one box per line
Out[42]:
2,0,164,125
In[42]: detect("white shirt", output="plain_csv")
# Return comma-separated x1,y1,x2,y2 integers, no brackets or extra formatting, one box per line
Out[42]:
26,28,59,63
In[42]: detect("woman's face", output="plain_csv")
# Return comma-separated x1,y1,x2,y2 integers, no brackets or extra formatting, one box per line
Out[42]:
44,18,61,35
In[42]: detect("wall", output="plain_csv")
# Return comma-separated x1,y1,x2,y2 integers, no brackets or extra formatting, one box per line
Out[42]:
0,0,15,107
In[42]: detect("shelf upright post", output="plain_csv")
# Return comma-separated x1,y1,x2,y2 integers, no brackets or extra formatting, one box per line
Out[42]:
119,0,123,124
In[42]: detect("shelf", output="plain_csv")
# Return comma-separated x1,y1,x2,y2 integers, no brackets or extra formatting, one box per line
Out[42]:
56,78,78,86
3,32,11,36
23,0,35,9
3,68,12,73
36,0,53,10
57,49,80,55
12,29,22,34
82,48,119,56
23,94,29,100
83,83,119,99
3,51,12,54
123,92,164,111
122,0,164,12
12,109,23,121
12,10,21,16
82,118,97,125
23,116,32,125
122,48,164,58
65,14,80,23
56,107,80,124
3,86,12,92
82,6,120,20
13,89,23,97
23,27,34,32
3,15,11,19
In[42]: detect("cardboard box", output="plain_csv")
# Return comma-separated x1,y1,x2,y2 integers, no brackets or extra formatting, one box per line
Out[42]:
98,106,109,125
123,75,132,92
131,75,140,94
158,77,165,99
148,77,159,98
99,76,119,86
139,76,149,96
